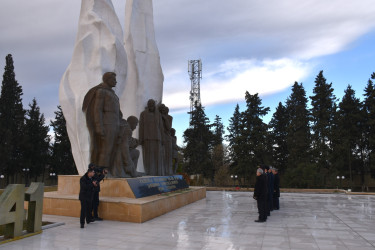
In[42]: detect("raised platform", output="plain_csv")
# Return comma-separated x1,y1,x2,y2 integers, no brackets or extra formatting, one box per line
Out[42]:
43,175,206,223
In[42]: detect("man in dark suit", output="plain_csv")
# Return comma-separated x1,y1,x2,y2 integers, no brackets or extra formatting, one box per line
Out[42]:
91,165,107,221
266,166,274,213
253,168,267,222
79,167,97,228
272,168,280,210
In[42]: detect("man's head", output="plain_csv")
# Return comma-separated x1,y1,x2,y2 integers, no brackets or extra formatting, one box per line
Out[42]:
87,168,95,178
102,72,117,88
265,165,270,173
127,116,139,131
147,99,156,112
256,168,263,176
272,168,278,174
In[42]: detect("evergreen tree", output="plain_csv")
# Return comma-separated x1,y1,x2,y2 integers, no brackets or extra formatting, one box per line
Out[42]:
362,74,375,180
226,104,242,175
285,82,312,187
309,71,336,185
0,54,25,183
286,82,311,167
211,143,225,185
183,102,213,179
50,105,77,175
334,85,362,187
239,91,270,185
269,102,288,174
23,98,50,182
212,115,224,146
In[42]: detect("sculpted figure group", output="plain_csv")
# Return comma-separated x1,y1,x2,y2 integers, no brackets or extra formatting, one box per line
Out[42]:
82,72,178,178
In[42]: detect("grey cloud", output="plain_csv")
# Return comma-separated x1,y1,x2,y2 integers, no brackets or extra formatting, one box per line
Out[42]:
1,0,375,122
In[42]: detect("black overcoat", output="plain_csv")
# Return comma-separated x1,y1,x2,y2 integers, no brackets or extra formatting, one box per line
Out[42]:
254,175,267,200
273,173,280,197
79,173,95,201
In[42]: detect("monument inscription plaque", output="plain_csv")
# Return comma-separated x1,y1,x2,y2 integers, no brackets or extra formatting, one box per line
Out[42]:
127,175,189,198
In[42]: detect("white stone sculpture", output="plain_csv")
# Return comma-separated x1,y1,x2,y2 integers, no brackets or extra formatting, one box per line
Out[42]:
122,0,164,173
59,0,163,175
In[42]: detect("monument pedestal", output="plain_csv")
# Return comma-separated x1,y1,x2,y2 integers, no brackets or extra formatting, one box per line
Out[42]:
43,175,206,223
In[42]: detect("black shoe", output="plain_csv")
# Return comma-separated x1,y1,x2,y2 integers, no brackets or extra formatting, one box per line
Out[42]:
254,220,265,223
80,224,84,228
86,219,95,224
94,217,103,221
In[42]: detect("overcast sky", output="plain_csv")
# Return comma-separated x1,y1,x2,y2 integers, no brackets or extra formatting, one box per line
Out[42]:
1,0,375,144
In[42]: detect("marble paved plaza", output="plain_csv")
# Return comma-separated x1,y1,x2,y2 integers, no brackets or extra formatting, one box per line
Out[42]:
1,191,375,250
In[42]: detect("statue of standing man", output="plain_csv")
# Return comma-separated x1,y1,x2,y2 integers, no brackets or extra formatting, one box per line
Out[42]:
82,72,122,174
139,99,162,176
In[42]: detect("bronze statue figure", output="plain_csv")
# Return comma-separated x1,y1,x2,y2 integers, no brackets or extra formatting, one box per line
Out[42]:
159,104,173,175
171,128,179,174
139,99,163,176
127,116,140,171
82,72,122,175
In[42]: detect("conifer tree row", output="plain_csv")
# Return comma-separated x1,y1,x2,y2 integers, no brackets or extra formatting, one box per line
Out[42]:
0,54,76,186
183,70,375,189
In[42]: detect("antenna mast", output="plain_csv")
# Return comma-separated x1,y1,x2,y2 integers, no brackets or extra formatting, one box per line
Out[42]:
188,59,202,121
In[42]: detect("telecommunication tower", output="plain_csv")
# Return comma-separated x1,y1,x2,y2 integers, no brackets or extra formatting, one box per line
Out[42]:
188,59,202,119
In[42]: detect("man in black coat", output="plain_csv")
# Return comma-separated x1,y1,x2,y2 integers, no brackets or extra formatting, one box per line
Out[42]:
253,168,267,222
266,166,274,213
91,165,107,221
272,168,280,210
79,168,97,228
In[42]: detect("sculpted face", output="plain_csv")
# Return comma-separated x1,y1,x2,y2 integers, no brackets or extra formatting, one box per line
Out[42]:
147,100,155,112
103,72,117,88
129,120,138,130
106,73,117,88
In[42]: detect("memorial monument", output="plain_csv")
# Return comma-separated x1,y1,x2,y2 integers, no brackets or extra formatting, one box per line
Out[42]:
59,0,163,175
43,0,207,223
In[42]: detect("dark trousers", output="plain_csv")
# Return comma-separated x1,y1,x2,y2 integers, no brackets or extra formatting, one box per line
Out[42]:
265,195,270,216
80,200,93,225
273,196,279,209
268,192,273,211
257,198,267,221
92,191,99,218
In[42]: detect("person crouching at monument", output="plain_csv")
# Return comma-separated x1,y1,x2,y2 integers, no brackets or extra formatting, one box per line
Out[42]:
253,167,267,222
91,164,108,221
79,167,97,228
